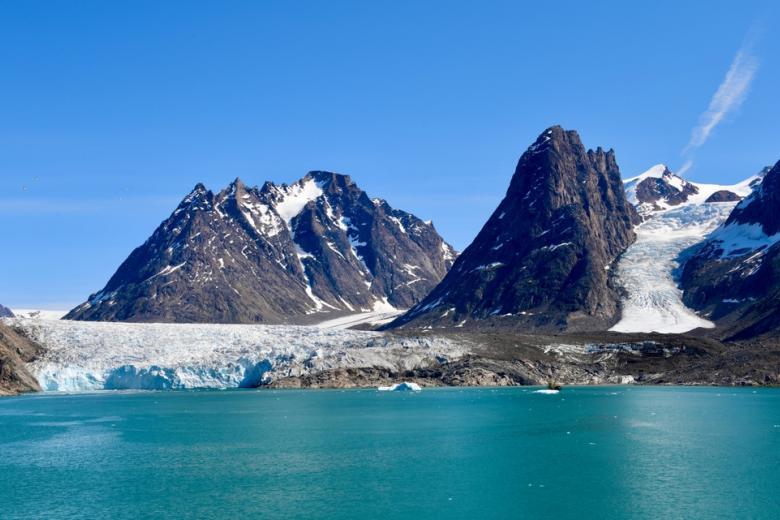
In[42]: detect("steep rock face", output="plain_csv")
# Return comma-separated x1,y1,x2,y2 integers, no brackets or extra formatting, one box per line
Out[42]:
680,160,780,340
389,126,639,332
0,323,42,395
0,305,13,318
65,172,455,323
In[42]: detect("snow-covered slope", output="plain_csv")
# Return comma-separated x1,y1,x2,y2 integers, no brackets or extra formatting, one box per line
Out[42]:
612,166,761,334
624,164,759,215
5,317,468,392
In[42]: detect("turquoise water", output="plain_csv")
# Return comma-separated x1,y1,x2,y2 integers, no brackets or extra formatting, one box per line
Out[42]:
1,387,778,519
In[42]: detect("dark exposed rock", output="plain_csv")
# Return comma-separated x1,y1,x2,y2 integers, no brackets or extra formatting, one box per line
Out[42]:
0,323,42,395
633,166,699,209
704,190,741,203
0,304,13,318
680,160,780,340
723,161,780,235
65,172,455,323
387,126,639,332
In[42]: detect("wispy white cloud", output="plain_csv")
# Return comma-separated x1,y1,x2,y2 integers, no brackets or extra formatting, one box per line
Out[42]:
680,32,760,173
676,159,694,177
685,48,758,152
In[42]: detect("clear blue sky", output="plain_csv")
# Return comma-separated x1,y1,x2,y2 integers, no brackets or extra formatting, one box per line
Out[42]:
2,0,779,309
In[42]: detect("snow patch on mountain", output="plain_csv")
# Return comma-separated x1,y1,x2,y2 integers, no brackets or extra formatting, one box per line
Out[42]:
705,222,780,258
273,179,325,224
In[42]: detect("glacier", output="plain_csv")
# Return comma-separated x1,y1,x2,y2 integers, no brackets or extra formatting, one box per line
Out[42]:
610,203,734,333
612,166,761,334
5,317,469,392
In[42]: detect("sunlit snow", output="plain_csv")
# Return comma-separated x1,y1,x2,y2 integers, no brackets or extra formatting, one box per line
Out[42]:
610,203,732,333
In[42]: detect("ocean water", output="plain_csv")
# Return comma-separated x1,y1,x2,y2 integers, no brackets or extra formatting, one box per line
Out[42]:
1,387,778,519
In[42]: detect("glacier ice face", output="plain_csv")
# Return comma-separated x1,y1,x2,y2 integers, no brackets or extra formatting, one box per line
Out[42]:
7,318,469,392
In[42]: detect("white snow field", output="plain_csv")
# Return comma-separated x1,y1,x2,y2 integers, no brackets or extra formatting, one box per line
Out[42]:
612,165,759,334
4,317,468,392
315,308,405,330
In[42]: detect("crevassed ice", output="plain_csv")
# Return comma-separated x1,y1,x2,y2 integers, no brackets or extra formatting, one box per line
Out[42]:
610,203,735,333
9,318,466,392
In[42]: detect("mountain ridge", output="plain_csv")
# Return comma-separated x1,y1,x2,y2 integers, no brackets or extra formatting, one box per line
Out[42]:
65,171,456,323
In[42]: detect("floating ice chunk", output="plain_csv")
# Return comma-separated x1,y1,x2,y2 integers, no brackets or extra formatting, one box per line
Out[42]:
378,382,422,392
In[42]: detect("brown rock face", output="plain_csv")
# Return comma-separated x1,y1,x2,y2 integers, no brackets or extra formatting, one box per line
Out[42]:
65,172,456,324
0,323,42,395
704,190,741,203
388,126,639,332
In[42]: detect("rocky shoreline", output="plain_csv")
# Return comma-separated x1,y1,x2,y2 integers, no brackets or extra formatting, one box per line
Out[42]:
270,331,780,389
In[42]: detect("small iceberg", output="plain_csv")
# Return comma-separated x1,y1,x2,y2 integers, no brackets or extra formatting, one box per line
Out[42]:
378,382,422,392
532,389,560,395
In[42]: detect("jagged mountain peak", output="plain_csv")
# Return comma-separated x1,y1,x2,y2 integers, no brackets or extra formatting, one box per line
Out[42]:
305,170,354,187
624,164,698,213
180,182,212,204
66,170,455,324
388,126,638,332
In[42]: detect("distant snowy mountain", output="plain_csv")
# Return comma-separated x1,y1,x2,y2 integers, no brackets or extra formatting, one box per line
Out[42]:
389,126,639,332
624,164,761,216
611,164,768,334
66,172,456,324
0,304,13,318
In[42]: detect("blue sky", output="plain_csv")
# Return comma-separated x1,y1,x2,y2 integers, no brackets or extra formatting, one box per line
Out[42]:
2,0,779,309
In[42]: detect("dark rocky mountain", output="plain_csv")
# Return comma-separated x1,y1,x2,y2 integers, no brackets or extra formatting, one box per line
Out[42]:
388,126,639,332
0,322,42,395
0,304,13,318
704,190,741,203
65,172,456,323
624,165,699,214
636,168,698,206
680,159,780,340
